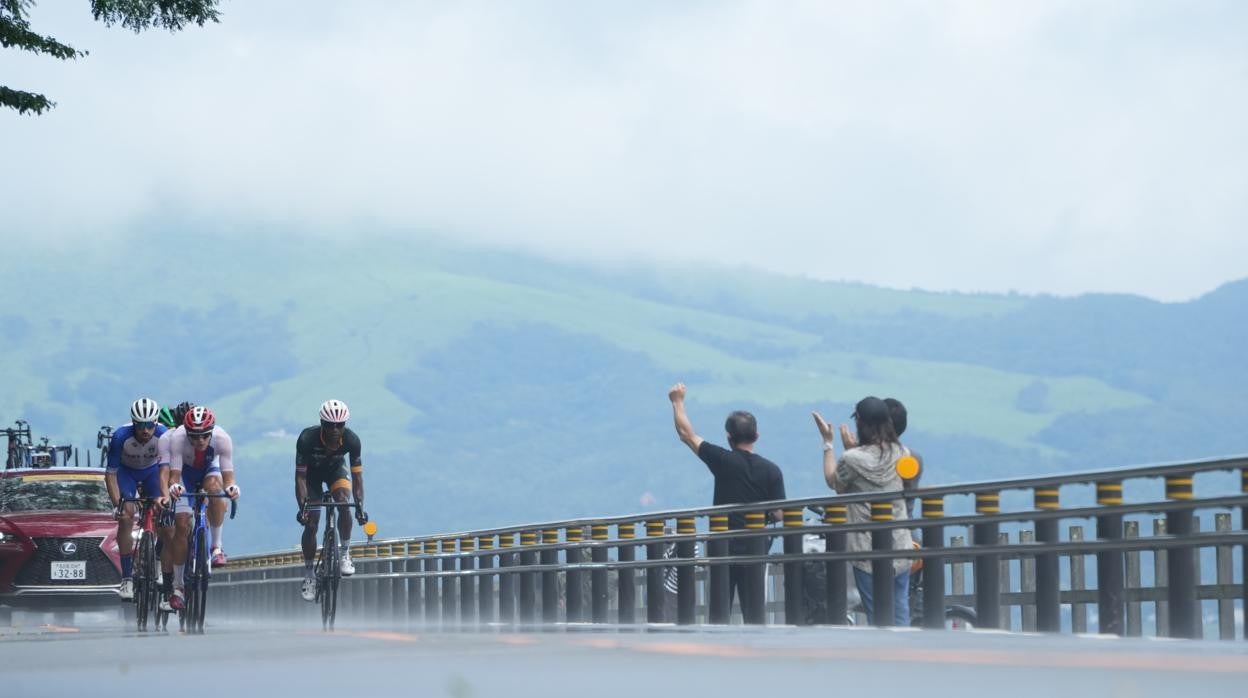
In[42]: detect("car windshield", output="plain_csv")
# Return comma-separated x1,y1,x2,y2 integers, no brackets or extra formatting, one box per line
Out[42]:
0,475,112,513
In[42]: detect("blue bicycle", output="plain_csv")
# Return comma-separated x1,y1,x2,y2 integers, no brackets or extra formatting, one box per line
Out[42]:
173,491,236,634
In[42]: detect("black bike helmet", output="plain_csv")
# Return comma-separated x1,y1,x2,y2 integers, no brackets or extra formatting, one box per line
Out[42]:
172,401,196,429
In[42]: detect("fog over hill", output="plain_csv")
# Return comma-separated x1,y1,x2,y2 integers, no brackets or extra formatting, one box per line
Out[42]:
2,230,1244,552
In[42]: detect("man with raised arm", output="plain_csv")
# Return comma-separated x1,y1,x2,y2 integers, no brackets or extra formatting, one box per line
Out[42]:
668,382,785,624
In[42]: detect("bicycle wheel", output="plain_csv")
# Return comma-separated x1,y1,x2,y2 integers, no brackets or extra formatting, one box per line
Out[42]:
193,525,209,633
320,526,338,630
135,530,156,631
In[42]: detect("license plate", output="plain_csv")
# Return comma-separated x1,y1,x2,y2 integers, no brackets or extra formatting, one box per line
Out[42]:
50,561,86,580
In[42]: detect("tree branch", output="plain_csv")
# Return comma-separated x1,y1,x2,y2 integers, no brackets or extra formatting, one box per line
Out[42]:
91,0,221,32
0,85,54,115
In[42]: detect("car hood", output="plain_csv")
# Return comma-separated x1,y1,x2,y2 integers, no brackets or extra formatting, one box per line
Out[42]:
0,511,117,538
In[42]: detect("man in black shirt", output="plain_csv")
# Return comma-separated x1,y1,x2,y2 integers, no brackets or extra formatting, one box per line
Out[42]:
668,382,785,624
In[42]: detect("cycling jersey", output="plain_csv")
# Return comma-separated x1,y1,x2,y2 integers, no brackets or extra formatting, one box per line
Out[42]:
107,424,168,501
167,426,235,473
296,426,361,498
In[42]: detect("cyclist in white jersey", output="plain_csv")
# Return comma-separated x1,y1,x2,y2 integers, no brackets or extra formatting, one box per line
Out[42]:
164,406,240,611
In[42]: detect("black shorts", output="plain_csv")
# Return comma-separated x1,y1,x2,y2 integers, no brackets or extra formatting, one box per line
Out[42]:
306,464,352,501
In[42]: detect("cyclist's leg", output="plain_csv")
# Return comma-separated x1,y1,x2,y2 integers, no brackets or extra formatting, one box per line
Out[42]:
114,468,143,587
329,466,353,548
300,472,327,601
201,469,227,564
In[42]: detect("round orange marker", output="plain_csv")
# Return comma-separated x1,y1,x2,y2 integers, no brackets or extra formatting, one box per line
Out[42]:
363,521,378,537
896,455,920,480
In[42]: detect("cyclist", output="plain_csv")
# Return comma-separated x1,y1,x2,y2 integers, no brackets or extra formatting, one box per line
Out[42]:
165,406,240,611
103,398,169,601
295,399,367,602
156,401,195,611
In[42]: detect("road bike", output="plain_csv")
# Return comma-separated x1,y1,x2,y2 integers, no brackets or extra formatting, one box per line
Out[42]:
172,491,236,634
300,495,366,631
120,492,173,631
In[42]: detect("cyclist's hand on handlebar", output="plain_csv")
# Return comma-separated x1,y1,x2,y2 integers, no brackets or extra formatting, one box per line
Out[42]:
225,484,241,500
296,510,309,526
156,495,169,509
168,482,185,499
355,508,369,526
112,505,124,521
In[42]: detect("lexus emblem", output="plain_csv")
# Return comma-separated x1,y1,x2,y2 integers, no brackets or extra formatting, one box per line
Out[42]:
61,541,78,556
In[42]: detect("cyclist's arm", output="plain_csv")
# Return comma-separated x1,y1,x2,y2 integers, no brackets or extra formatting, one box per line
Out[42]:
104,470,120,508
349,434,364,507
218,433,236,491
295,441,309,510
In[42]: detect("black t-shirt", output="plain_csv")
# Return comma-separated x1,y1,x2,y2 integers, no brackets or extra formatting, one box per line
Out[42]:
295,426,362,475
696,442,786,530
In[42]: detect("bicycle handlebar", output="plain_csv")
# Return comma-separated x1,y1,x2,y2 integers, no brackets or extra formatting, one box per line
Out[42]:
171,491,238,520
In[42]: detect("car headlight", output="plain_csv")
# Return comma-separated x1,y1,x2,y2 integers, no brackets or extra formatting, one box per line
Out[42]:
0,532,11,543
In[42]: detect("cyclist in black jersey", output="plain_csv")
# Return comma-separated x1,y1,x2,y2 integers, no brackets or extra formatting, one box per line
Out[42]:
295,399,367,602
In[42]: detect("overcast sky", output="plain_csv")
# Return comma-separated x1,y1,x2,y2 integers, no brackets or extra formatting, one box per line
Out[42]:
6,1,1246,301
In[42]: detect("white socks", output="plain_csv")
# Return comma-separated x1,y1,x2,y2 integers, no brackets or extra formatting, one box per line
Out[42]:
174,564,185,587
211,525,223,550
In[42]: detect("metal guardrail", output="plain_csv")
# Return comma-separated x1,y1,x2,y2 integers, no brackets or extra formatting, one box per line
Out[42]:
215,456,1248,638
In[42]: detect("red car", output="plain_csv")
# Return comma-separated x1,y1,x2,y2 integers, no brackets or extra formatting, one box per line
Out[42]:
0,468,123,609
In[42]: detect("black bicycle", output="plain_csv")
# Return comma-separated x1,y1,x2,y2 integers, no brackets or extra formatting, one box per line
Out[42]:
173,491,236,634
300,495,366,631
119,493,172,631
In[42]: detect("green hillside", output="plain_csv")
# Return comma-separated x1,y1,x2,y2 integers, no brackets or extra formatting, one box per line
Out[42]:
1,229,1243,553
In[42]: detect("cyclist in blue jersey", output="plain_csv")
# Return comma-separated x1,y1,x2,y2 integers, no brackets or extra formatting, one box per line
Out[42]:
103,398,169,601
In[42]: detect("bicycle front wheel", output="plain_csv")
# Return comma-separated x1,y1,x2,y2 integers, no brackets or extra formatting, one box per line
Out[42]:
193,526,210,633
320,526,339,630
135,531,156,631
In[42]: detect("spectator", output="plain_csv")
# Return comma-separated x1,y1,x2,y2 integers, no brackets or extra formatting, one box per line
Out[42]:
884,398,923,518
668,382,785,625
813,396,913,625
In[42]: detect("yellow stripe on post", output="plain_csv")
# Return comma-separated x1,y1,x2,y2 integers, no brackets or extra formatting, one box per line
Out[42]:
1166,475,1194,501
617,523,636,540
646,520,665,537
676,517,695,535
1034,488,1060,510
566,526,584,542
921,497,944,518
591,524,609,541
709,515,729,532
1097,481,1123,506
744,512,766,529
976,492,1000,514
499,533,514,548
440,539,455,553
870,501,894,522
460,538,475,552
823,505,848,524
542,529,558,544
783,508,803,528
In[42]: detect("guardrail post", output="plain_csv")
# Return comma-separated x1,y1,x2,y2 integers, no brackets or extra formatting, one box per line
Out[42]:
498,532,516,625
541,528,559,623
590,524,609,623
782,507,805,625
707,515,730,624
1215,513,1234,640
920,497,945,630
1125,522,1142,637
565,526,585,623
406,542,422,626
617,523,636,624
1242,467,1247,641
478,534,495,626
1034,488,1060,632
998,531,1011,629
870,500,896,626
676,517,696,625
973,491,1001,629
645,520,666,623
1070,525,1086,632
1096,480,1125,635
1165,474,1199,639
459,536,477,626
1021,530,1036,631
519,530,537,624
824,505,848,626
1152,518,1168,637
441,538,457,628
743,511,768,625
423,540,439,626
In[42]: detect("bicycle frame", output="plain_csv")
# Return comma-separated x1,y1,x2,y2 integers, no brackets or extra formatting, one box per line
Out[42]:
173,491,236,634
120,494,171,632
300,496,362,631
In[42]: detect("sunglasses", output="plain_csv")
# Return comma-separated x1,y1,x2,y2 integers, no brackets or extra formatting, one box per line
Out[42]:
321,421,346,430
134,421,156,430
187,432,212,442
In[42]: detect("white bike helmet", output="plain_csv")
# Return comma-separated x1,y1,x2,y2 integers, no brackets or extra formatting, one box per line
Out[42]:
319,399,350,423
130,397,161,423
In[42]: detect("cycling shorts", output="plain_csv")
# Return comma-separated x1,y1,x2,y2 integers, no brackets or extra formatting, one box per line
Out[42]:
306,463,352,501
116,464,165,502
174,464,223,515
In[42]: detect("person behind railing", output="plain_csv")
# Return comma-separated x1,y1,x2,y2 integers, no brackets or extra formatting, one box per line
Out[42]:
813,396,913,626
669,382,786,625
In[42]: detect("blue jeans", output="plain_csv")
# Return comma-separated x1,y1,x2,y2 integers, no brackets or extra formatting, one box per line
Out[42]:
853,567,910,626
